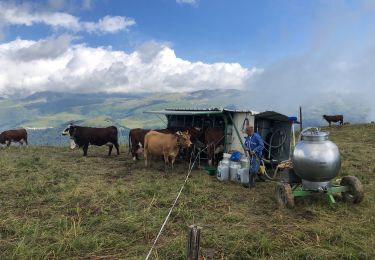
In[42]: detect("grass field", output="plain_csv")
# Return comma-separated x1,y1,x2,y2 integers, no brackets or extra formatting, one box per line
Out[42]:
0,124,374,259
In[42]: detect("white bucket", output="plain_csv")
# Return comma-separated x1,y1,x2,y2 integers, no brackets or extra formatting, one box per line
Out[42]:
239,168,250,185
229,162,240,182
217,164,229,181
223,153,231,159
220,159,230,167
240,157,250,168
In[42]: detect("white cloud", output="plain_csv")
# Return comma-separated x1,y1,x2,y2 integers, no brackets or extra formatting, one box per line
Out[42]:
0,2,135,34
0,37,260,96
176,0,199,7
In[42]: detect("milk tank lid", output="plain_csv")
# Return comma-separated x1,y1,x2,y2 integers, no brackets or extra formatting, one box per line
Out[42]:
301,128,329,141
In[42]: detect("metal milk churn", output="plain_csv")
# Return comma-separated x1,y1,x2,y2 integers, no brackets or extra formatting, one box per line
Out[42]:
292,127,341,190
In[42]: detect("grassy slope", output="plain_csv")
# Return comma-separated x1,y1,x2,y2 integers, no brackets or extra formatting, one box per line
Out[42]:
0,124,374,259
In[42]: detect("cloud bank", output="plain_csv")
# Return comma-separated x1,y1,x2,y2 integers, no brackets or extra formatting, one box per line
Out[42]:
234,0,375,122
0,2,135,34
0,37,260,96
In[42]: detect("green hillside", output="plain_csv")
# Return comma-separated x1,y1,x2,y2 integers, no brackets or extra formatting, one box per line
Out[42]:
0,90,241,131
0,90,370,146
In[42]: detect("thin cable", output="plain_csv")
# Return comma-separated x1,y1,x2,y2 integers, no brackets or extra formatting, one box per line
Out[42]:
145,150,203,260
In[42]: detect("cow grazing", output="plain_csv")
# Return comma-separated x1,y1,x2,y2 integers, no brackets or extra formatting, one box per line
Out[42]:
322,115,344,126
205,127,224,166
62,124,120,156
0,128,28,147
144,130,192,169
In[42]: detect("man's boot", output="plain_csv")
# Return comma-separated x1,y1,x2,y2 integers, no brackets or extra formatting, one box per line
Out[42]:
249,173,256,188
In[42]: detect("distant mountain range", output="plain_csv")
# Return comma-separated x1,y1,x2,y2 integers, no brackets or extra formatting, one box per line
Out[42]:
0,90,369,145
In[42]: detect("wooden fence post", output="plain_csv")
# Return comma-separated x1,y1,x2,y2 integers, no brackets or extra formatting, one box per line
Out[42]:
187,225,202,260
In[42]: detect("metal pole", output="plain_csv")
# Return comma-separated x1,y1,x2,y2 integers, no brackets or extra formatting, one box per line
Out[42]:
187,225,202,260
299,106,303,132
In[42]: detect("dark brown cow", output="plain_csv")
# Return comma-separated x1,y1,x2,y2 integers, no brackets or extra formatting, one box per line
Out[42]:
323,115,344,126
62,124,119,156
0,128,28,146
129,128,150,160
205,127,224,166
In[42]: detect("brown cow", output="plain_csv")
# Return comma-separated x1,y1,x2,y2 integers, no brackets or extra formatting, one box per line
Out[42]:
144,130,192,169
205,127,224,166
128,128,174,161
0,128,28,146
322,115,344,126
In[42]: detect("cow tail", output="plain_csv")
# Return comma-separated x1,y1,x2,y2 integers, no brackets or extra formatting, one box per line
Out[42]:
128,131,131,154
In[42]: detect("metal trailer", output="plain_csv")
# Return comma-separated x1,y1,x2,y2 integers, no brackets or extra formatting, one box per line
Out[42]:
144,108,297,163
275,170,364,208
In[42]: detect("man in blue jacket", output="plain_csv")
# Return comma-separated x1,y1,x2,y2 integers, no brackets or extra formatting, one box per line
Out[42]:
244,126,264,187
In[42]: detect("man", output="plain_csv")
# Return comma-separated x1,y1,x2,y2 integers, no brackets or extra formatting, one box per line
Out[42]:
244,126,265,188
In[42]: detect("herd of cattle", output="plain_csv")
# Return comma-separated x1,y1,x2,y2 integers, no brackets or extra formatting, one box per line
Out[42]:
128,126,224,167
0,124,225,167
0,114,348,166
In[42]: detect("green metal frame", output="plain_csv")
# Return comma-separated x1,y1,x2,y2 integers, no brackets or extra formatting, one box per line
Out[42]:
291,184,349,204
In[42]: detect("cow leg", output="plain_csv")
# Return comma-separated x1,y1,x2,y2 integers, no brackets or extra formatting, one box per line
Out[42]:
144,151,149,167
108,144,113,156
208,146,213,166
171,156,176,170
83,144,89,156
114,142,120,155
6,140,11,147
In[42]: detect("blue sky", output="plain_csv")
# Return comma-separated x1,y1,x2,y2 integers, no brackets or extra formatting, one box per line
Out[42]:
0,0,374,119
4,0,320,66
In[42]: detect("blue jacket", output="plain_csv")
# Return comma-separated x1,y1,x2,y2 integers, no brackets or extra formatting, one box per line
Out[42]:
244,133,264,157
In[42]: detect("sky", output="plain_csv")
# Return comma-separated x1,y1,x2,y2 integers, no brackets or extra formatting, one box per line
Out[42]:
0,0,374,119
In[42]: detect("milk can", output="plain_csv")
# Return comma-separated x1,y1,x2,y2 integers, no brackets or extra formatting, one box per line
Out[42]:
292,127,341,190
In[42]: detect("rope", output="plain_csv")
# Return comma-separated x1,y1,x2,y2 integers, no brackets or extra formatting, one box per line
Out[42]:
145,148,204,260
145,134,226,259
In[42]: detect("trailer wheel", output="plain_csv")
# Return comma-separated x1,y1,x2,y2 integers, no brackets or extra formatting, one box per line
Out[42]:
340,176,364,204
275,182,295,208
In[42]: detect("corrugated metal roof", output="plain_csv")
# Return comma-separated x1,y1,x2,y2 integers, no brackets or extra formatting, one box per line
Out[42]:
144,107,257,115
255,111,295,122
144,109,224,115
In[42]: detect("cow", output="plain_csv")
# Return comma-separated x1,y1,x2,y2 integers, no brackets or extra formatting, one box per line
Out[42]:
129,128,150,161
205,127,224,166
144,130,192,169
128,128,174,161
322,115,344,126
62,124,120,156
0,128,28,147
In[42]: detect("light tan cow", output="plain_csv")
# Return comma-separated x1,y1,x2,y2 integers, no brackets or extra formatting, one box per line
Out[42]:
144,130,192,169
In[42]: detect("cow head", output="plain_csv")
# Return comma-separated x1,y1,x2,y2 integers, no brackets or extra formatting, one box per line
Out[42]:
322,115,327,119
62,124,77,137
0,132,4,144
176,131,192,148
62,124,78,149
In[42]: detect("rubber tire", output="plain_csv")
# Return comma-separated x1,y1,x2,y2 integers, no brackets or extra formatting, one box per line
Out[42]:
275,182,295,208
340,176,364,204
